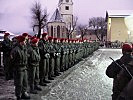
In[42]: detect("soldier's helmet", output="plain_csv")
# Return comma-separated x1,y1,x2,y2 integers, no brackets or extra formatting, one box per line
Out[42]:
122,43,132,53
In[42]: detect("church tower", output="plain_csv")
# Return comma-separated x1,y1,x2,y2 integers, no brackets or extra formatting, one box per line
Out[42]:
58,0,73,28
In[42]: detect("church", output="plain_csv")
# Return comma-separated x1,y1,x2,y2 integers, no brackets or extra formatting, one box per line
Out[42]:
47,0,75,39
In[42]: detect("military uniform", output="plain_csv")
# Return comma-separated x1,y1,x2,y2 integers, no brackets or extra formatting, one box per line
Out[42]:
1,34,13,80
48,37,56,79
106,43,133,100
38,39,50,85
11,37,30,100
28,39,42,94
53,39,61,75
60,39,66,72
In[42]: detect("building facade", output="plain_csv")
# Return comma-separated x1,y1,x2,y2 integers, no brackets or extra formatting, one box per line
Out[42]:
106,10,133,42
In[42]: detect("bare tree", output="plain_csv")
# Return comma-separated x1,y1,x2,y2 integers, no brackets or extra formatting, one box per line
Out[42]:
77,24,88,40
66,16,78,39
31,1,48,38
88,17,107,41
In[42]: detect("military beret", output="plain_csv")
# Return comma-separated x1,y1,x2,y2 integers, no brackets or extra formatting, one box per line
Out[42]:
22,33,28,37
17,36,26,42
64,38,68,41
31,36,36,40
53,37,57,40
42,33,48,37
48,36,53,40
28,35,32,39
122,43,132,52
31,38,39,44
60,38,64,42
4,33,10,36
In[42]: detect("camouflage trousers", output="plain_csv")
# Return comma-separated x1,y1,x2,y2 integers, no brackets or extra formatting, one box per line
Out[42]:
14,69,28,97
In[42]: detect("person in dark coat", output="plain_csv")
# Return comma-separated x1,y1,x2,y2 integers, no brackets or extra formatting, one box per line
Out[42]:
11,36,30,100
106,43,133,100
116,60,133,100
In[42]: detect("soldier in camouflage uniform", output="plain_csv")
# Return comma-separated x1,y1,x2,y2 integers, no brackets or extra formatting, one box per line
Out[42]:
68,39,73,68
53,38,61,76
48,37,56,79
11,36,30,100
1,33,13,80
28,38,42,94
60,38,66,72
38,33,51,85
64,39,69,70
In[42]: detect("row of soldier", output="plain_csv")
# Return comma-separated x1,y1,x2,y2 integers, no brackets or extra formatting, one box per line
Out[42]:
1,32,99,100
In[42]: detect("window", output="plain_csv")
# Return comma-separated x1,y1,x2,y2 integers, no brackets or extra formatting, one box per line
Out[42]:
65,6,69,10
51,26,53,37
54,27,56,37
66,0,69,2
57,25,60,38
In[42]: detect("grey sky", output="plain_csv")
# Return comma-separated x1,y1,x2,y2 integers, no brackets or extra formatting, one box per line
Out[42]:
0,0,133,34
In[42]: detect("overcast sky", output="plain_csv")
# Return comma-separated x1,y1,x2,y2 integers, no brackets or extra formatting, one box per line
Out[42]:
0,0,133,34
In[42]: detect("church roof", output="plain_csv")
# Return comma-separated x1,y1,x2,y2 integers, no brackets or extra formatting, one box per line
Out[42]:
49,8,65,23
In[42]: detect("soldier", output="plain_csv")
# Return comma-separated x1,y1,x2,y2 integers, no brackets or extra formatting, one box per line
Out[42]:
11,36,30,100
48,36,56,79
22,33,31,49
68,39,73,68
53,38,61,76
106,43,133,100
65,38,69,70
1,33,12,80
116,58,133,100
38,33,51,85
28,38,42,94
60,38,66,72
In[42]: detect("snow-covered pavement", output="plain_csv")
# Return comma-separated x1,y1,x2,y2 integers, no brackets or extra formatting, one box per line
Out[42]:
0,49,122,100
37,49,122,100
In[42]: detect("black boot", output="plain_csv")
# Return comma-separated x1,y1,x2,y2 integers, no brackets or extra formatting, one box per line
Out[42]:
43,79,51,83
48,77,54,80
39,79,47,86
30,85,38,94
35,85,42,91
21,92,30,99
17,96,21,100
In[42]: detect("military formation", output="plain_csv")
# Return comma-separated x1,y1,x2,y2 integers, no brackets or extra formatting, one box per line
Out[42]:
0,32,99,100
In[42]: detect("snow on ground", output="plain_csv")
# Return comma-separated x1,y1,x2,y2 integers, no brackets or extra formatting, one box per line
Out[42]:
0,49,122,100
40,49,122,100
